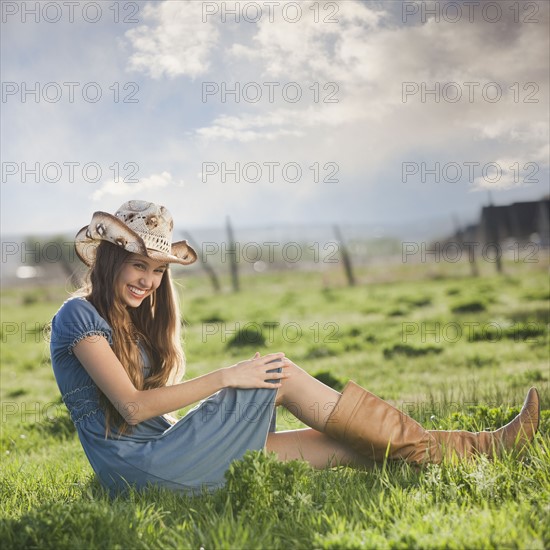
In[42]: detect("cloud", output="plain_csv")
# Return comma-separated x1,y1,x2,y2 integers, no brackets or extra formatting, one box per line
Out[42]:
470,137,550,192
472,165,534,192
465,119,549,192
227,1,386,81
91,171,181,201
195,104,351,142
125,2,219,79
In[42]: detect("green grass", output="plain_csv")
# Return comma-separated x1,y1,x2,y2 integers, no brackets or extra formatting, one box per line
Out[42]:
1,258,549,549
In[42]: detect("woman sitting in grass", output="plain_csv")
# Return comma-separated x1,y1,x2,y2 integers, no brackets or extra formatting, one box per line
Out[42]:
50,200,540,495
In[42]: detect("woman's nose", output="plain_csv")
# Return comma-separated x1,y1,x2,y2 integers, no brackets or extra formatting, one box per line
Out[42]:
139,271,153,287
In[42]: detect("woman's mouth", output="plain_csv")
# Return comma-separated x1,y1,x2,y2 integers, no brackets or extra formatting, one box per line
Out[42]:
128,285,147,298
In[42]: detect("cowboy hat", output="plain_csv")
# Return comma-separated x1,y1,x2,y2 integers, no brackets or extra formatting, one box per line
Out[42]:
75,200,197,267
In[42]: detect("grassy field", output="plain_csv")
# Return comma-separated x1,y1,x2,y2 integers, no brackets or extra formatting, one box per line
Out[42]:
1,258,549,549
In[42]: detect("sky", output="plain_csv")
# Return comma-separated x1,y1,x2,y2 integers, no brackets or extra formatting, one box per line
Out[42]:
1,0,549,240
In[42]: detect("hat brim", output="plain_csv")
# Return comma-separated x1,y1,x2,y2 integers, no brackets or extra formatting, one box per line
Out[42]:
146,241,197,266
75,211,197,267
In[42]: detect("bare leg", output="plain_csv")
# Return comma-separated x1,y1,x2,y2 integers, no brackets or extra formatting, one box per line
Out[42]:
275,361,341,432
266,428,374,469
266,361,375,469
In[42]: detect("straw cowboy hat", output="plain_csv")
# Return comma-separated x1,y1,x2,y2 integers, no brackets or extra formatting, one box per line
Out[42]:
75,200,197,267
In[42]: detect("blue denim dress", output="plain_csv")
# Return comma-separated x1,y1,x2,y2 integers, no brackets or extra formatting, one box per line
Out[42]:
50,297,279,495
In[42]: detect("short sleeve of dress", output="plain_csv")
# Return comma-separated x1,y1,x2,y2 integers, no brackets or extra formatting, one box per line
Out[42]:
51,297,113,356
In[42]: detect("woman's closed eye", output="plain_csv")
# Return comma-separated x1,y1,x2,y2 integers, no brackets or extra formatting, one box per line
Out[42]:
145,266,166,276
129,260,167,274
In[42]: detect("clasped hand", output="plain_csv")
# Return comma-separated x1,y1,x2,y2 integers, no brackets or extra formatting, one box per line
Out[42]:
223,352,291,389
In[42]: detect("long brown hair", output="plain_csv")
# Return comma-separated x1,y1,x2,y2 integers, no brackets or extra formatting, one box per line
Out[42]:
77,241,185,436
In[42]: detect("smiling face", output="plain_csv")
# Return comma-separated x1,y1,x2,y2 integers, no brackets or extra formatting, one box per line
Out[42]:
116,253,168,308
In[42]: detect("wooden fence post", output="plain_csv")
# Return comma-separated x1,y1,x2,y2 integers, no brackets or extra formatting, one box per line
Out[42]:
452,214,478,277
333,225,356,286
183,231,221,293
226,216,240,292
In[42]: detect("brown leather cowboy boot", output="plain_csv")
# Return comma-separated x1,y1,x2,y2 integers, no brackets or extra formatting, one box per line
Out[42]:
324,382,540,465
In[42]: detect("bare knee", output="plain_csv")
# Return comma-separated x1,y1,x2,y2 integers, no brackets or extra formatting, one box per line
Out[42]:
275,361,307,405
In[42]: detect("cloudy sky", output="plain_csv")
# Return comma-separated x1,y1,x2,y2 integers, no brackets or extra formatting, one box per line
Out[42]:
2,0,549,239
